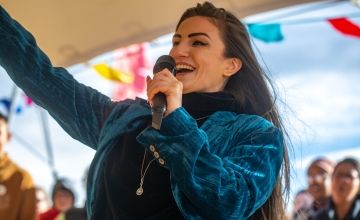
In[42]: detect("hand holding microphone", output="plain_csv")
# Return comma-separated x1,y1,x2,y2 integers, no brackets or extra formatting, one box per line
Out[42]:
147,55,182,129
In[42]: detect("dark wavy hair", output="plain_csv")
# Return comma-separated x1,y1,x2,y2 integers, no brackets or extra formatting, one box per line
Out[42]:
176,2,290,219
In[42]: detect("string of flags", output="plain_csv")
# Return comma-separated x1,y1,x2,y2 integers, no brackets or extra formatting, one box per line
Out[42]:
1,12,359,116
0,94,33,116
248,15,360,43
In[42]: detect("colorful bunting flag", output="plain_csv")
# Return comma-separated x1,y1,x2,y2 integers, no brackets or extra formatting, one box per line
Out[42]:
328,17,360,38
112,43,150,101
248,23,284,43
0,95,33,116
24,95,33,106
93,64,134,83
15,106,22,114
0,98,11,112
0,98,10,115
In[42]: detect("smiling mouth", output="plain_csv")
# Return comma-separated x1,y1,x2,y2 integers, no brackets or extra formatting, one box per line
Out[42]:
176,64,195,74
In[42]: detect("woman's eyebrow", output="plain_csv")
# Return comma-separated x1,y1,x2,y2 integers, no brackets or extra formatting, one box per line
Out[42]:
173,34,181,39
188,32,210,39
172,32,211,39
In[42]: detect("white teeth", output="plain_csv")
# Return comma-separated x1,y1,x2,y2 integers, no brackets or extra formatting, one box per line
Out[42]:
176,64,195,71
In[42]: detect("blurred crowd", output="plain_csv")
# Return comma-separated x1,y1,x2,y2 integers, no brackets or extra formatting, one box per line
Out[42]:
290,157,360,220
36,178,87,220
0,113,87,220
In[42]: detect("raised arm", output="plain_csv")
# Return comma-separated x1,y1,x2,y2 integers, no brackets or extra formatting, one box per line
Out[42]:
0,6,115,149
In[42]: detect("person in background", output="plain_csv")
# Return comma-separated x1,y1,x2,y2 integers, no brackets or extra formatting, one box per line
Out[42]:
0,112,37,220
60,167,88,220
36,186,51,215
0,2,290,219
307,157,335,213
40,179,75,220
311,157,360,220
291,189,314,220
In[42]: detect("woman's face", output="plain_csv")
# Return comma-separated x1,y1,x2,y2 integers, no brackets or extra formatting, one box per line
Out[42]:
170,16,240,94
331,163,360,204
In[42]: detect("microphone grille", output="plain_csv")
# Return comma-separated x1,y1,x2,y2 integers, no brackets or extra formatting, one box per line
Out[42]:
153,55,176,74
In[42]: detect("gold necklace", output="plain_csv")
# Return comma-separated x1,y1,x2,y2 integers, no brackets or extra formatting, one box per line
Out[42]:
195,115,210,121
135,114,210,196
136,150,155,196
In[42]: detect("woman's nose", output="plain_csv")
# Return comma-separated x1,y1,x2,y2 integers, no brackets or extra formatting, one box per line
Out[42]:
170,43,189,58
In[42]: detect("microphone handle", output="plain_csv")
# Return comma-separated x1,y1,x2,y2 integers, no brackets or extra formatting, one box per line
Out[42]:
151,92,166,130
151,56,176,130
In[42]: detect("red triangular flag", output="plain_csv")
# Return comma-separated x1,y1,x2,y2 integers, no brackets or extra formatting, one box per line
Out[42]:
328,17,360,38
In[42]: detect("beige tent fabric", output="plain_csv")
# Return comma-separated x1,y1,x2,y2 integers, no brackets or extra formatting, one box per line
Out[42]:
0,0,320,66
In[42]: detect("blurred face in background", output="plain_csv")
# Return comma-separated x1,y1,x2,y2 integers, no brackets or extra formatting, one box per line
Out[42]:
307,165,332,202
331,162,360,205
0,118,10,156
36,188,50,214
53,189,74,212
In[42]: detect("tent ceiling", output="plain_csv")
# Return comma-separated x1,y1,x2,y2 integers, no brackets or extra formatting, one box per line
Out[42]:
1,0,320,66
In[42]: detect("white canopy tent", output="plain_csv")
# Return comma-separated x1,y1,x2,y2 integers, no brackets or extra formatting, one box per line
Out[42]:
0,0,322,66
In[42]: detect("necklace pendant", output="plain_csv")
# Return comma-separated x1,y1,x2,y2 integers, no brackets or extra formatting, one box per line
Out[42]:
136,187,143,196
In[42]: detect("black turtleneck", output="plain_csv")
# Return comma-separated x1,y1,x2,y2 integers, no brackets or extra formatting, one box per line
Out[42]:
93,92,240,220
182,92,241,125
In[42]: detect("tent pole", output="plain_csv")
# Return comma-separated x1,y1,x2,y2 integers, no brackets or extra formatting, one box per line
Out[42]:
39,108,58,181
7,85,18,123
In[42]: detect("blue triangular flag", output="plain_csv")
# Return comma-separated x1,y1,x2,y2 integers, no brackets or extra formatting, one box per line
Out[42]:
248,23,284,43
0,98,11,116
15,106,23,114
0,98,11,110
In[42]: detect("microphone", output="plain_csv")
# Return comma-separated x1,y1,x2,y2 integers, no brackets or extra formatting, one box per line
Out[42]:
151,55,176,130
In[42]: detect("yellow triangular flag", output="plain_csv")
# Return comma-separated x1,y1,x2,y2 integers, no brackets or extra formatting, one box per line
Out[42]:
93,63,134,83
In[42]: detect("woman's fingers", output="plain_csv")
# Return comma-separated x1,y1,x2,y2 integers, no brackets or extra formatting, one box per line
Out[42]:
147,70,174,99
146,69,183,115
